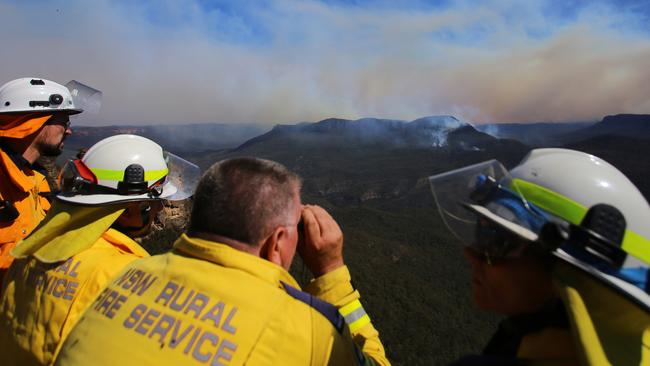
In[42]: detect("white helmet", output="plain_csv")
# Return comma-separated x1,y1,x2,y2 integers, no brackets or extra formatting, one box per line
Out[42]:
57,134,200,205
508,149,650,263
0,78,101,115
429,148,650,304
0,78,82,115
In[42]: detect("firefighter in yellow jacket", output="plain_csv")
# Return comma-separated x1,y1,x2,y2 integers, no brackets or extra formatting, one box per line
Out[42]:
429,148,650,365
0,78,87,280
0,134,201,366
55,157,389,366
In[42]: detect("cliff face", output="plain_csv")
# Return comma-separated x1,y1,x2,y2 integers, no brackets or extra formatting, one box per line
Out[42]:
601,114,650,125
593,114,650,136
560,114,650,143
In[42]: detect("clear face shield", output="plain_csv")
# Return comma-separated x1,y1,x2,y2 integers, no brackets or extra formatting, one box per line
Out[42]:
65,80,102,114
428,160,554,261
162,152,201,201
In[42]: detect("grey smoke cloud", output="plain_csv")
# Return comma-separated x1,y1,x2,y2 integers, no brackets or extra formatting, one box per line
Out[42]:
1,0,649,125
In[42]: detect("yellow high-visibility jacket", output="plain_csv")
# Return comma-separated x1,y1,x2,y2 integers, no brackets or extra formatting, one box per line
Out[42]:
55,234,390,366
554,260,650,366
453,299,577,366
452,327,577,366
0,228,149,366
0,146,51,281
515,327,576,365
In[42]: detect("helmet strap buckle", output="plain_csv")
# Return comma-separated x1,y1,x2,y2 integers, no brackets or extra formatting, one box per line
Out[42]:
566,204,627,269
117,164,149,195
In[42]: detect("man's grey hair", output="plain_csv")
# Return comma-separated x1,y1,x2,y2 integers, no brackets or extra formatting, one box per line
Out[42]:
188,157,301,246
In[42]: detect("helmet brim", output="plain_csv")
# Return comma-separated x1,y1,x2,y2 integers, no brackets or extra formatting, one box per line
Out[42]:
66,108,83,115
554,249,650,311
56,181,178,206
464,203,539,243
0,108,83,116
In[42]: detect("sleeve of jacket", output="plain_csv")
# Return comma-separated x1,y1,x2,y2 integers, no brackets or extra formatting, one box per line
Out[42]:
305,265,390,366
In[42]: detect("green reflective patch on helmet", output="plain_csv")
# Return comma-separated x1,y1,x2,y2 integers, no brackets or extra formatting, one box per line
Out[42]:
145,169,168,182
509,178,587,225
622,231,650,265
91,168,169,183
510,178,650,264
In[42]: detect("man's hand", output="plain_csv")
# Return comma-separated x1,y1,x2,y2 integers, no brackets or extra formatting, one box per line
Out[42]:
298,205,345,278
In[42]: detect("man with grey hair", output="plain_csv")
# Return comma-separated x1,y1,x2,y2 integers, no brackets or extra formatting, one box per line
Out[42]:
55,157,390,366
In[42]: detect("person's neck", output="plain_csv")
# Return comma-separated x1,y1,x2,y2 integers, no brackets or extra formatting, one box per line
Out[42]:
4,138,40,165
513,282,559,317
189,231,261,256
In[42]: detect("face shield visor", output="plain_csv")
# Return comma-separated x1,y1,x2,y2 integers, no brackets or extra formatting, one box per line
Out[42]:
428,160,555,261
162,152,201,201
65,80,102,114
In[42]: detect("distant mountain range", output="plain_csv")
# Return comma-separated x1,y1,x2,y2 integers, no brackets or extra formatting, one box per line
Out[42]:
62,113,650,201
196,116,529,206
240,115,474,150
475,121,595,146
65,123,268,154
563,114,650,142
476,114,650,146
66,114,650,155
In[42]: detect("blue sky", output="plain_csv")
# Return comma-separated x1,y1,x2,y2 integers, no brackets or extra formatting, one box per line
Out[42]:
1,0,650,124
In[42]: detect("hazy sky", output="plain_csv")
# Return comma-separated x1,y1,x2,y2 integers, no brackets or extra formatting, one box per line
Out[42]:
1,0,650,125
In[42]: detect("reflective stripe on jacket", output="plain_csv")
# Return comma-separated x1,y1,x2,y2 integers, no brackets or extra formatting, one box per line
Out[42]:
55,234,390,366
0,228,149,366
0,147,51,279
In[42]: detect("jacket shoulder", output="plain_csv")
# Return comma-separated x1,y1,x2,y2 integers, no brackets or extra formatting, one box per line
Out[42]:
101,229,150,258
281,281,345,333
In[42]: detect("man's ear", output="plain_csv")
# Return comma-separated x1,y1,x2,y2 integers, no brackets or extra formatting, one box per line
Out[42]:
261,226,286,267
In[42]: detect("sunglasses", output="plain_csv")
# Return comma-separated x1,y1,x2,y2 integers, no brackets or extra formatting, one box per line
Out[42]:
469,218,530,264
44,115,71,130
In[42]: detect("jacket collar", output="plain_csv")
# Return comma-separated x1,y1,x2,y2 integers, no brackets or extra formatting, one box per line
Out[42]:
0,142,29,168
0,142,47,173
0,143,47,192
11,201,126,263
173,233,301,290
1,147,33,192
103,228,150,258
482,299,568,356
